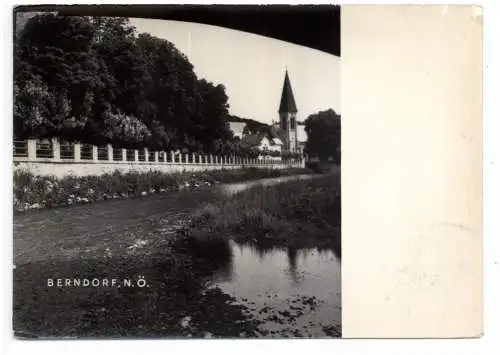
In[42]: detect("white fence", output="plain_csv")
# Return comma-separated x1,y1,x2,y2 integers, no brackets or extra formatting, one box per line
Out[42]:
13,139,305,178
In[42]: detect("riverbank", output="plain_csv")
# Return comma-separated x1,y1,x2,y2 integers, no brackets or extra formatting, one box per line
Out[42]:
14,237,262,338
13,172,341,338
13,188,262,338
181,172,341,255
13,167,311,212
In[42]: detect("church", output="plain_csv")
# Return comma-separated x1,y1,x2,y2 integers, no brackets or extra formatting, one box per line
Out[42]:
227,69,307,159
276,69,307,155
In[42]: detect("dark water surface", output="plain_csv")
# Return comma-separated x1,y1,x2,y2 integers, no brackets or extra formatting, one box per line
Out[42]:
204,241,341,337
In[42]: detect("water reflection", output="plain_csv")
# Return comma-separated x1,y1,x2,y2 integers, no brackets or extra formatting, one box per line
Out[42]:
185,236,341,336
286,247,299,284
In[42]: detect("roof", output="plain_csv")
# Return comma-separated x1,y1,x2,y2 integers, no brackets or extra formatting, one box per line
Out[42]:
241,133,264,147
241,133,282,147
278,70,298,113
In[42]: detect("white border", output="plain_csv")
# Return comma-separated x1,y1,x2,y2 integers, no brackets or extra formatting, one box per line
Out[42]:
2,1,499,355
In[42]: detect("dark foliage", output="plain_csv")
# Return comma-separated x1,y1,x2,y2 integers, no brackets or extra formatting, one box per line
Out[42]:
304,109,341,161
14,14,241,154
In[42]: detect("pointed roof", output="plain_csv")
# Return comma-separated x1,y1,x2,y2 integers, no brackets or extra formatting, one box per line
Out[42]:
279,70,298,113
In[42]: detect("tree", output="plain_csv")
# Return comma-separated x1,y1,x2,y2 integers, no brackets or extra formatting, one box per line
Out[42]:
102,110,151,147
304,109,341,160
197,79,233,151
16,15,100,118
90,17,149,119
136,33,201,141
15,14,101,140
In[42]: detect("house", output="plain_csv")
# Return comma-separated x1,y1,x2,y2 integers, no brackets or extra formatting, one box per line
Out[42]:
241,133,283,160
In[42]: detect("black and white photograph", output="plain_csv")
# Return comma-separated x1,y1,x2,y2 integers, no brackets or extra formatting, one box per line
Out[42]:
12,5,341,339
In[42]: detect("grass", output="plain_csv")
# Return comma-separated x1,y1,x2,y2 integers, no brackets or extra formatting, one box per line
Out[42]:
13,167,311,212
182,172,341,254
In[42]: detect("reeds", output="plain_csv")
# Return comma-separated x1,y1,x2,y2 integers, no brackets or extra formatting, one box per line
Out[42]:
183,174,341,252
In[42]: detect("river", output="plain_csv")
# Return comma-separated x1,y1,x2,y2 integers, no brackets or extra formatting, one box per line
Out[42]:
13,173,341,338
201,174,341,337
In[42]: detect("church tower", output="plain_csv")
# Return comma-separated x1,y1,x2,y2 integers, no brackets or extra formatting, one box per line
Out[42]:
278,70,298,153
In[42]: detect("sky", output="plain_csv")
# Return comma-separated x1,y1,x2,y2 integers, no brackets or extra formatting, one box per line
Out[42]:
128,18,341,125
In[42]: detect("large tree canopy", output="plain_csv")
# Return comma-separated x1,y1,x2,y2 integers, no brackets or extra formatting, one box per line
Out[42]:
14,14,238,154
304,109,341,160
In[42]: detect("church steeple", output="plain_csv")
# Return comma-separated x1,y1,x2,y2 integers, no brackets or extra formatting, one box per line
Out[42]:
278,69,299,153
279,70,298,113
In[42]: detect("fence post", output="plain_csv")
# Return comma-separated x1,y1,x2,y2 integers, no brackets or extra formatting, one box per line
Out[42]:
170,151,175,163
198,154,202,164
52,138,61,162
92,145,98,162
121,148,126,162
154,151,159,163
134,149,139,162
74,143,81,162
144,148,149,162
107,144,113,161
27,139,37,160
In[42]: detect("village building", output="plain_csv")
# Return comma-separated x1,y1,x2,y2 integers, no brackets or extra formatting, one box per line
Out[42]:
275,69,308,156
227,69,307,159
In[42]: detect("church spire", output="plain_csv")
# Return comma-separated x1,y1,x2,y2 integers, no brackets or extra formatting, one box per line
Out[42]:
279,69,298,113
